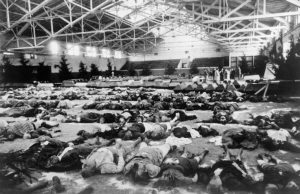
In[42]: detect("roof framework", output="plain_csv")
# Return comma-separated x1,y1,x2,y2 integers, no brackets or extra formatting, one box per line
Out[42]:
0,0,299,54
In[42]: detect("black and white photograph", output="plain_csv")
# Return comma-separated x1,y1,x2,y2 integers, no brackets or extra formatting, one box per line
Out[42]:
0,0,300,193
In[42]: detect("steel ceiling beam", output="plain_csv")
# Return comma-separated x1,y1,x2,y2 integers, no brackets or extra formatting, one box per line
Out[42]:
222,0,251,18
203,11,300,23
0,0,296,53
285,0,300,7
211,26,287,34
1,0,52,34
37,0,117,46
217,35,274,41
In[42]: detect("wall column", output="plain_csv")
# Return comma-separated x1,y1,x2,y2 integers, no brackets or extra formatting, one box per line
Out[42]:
229,52,232,67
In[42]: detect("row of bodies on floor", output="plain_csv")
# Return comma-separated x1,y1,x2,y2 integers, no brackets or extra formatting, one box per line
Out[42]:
0,87,299,194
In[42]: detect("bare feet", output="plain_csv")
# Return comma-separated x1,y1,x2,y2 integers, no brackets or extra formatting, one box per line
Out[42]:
192,173,198,183
237,148,243,161
175,113,180,120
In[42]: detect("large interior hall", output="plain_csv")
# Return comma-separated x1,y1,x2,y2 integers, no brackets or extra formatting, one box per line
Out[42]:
1,0,300,194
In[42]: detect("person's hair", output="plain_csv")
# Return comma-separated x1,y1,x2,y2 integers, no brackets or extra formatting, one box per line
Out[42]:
7,133,16,141
136,115,144,122
260,138,278,151
0,127,8,136
127,163,139,181
123,131,133,140
99,116,105,123
81,167,98,178
148,130,165,140
127,163,150,182
118,116,126,123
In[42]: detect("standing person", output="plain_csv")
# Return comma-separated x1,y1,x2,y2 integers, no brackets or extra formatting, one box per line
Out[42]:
215,68,220,83
225,69,230,81
230,69,236,79
220,68,225,81
223,69,227,81
237,66,242,79
212,67,216,81
204,69,209,83
219,68,223,81
208,68,212,80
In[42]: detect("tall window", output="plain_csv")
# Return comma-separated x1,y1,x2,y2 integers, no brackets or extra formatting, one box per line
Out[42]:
66,44,80,56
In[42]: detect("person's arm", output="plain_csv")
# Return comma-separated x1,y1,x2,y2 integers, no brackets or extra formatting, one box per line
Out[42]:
230,119,241,124
114,150,125,173
199,119,214,123
176,173,198,184
100,150,125,174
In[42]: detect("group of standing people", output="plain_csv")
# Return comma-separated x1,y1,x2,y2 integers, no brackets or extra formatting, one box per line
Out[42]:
199,66,242,83
211,66,242,83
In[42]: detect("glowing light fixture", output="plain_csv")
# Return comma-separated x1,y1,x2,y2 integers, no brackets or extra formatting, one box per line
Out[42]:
49,41,60,55
102,48,111,58
67,44,80,56
86,46,97,57
114,50,123,59
24,54,31,59
3,52,14,55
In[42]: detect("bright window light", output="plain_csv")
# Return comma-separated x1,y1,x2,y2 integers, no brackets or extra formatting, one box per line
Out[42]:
49,41,60,55
67,44,80,56
24,54,31,59
102,48,111,58
114,50,122,59
3,52,14,55
86,46,97,57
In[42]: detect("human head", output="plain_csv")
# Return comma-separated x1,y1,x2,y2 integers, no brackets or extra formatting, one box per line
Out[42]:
127,163,160,182
260,138,279,151
0,120,8,135
154,115,161,123
81,165,98,178
257,153,275,166
272,113,287,127
7,132,16,141
164,158,179,164
119,117,126,127
46,155,59,168
99,116,105,124
136,115,144,123
33,120,45,129
23,132,32,139
37,135,51,143
123,131,133,140
0,126,8,137
215,111,230,124
148,129,164,140
285,181,300,192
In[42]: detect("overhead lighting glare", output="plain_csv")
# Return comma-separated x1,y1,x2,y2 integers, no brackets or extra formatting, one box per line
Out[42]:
86,46,97,57
102,48,111,58
3,52,14,55
114,50,123,59
49,41,60,55
67,44,80,56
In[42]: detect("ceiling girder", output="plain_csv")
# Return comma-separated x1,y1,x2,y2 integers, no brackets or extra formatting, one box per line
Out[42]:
0,0,299,52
